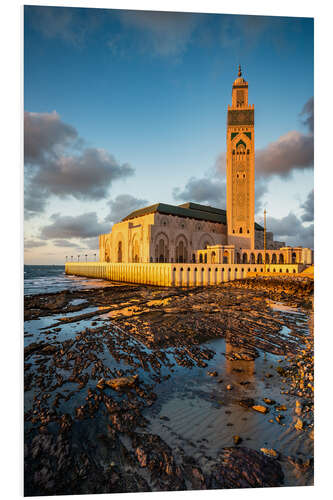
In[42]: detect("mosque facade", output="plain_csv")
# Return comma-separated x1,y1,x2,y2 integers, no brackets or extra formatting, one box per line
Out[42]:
98,67,313,269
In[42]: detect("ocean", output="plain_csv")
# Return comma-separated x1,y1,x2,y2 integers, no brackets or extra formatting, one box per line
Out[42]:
24,265,110,296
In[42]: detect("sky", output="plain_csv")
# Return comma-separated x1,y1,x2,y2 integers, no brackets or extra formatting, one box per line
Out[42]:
24,5,314,264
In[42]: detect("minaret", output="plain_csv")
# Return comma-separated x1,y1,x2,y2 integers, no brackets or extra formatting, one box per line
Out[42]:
226,65,255,249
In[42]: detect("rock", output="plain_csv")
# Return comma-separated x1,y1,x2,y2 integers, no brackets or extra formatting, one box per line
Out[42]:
295,418,303,431
238,398,256,408
96,378,105,390
233,435,242,445
260,448,279,459
105,375,139,391
275,404,287,411
263,398,276,405
207,371,218,377
210,447,284,489
226,384,233,390
252,405,269,414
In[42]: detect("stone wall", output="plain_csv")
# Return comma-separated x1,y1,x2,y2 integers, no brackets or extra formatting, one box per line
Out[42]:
65,262,304,287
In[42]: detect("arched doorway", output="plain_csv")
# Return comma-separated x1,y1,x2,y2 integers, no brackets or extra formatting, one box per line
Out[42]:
176,239,188,263
223,250,229,264
212,251,216,264
279,254,284,264
257,253,263,264
250,253,255,264
117,241,122,263
271,253,277,264
132,238,140,262
242,253,248,264
265,253,270,264
236,252,241,264
292,252,297,264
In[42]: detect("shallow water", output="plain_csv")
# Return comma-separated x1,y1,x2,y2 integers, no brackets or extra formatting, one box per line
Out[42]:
24,294,313,488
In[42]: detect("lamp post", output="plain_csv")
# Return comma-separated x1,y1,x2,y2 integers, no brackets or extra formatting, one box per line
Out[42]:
94,253,97,262
85,254,87,263
78,255,80,262
65,256,68,262
264,209,267,274
71,256,73,262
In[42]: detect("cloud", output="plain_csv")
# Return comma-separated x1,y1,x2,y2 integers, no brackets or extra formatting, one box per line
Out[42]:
25,6,105,47
105,194,149,223
24,239,47,249
24,111,134,218
255,131,313,178
40,212,110,240
173,176,226,207
265,212,314,249
83,237,100,251
116,10,198,58
53,239,81,248
300,189,314,222
299,97,314,133
255,178,269,214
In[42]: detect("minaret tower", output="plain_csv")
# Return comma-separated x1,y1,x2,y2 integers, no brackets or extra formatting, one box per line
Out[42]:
226,65,255,249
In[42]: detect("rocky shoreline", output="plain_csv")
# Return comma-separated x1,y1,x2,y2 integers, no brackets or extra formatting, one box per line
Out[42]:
24,276,314,495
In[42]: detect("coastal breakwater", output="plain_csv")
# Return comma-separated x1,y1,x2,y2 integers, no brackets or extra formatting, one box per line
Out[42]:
65,262,304,287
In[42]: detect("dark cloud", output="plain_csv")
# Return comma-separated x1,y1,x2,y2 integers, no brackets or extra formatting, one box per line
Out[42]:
24,239,47,249
265,212,314,249
105,194,149,223
24,111,78,165
300,189,314,222
255,131,313,178
24,111,134,218
173,177,226,207
299,97,314,134
40,212,110,240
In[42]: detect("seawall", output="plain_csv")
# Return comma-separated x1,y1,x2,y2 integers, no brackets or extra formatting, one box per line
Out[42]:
65,262,304,287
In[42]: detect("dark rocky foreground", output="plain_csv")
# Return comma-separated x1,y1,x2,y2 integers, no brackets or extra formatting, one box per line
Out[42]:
24,276,314,496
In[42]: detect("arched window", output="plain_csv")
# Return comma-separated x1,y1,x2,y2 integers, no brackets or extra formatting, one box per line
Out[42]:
239,227,243,234
212,251,216,264
279,254,284,264
223,250,229,264
199,254,203,263
271,254,277,264
257,253,263,264
292,252,297,264
117,241,122,263
204,254,207,263
192,254,196,263
250,253,255,264
242,253,248,264
236,252,241,264
265,253,270,264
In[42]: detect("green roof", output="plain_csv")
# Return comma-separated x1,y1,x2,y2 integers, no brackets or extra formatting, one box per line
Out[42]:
122,201,264,230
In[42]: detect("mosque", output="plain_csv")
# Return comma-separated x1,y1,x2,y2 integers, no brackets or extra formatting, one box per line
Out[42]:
99,66,313,269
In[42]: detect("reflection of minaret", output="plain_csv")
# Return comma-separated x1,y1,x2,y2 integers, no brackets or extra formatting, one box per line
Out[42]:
226,65,255,249
224,334,255,381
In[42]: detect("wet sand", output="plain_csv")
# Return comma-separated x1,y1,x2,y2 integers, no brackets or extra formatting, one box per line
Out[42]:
24,276,314,495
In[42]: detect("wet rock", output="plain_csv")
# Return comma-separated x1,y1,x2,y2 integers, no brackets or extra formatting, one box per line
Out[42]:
233,435,242,445
263,398,276,405
207,371,218,377
252,405,269,414
260,448,279,459
105,375,139,391
295,418,304,431
210,447,284,489
226,384,233,391
238,398,256,408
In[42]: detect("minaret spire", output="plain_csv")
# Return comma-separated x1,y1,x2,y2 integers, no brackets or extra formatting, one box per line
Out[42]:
238,64,242,77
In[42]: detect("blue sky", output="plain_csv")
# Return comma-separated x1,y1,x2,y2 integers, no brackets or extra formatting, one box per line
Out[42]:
24,6,314,263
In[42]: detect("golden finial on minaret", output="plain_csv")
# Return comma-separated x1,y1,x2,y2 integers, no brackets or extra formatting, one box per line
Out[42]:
238,64,242,77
